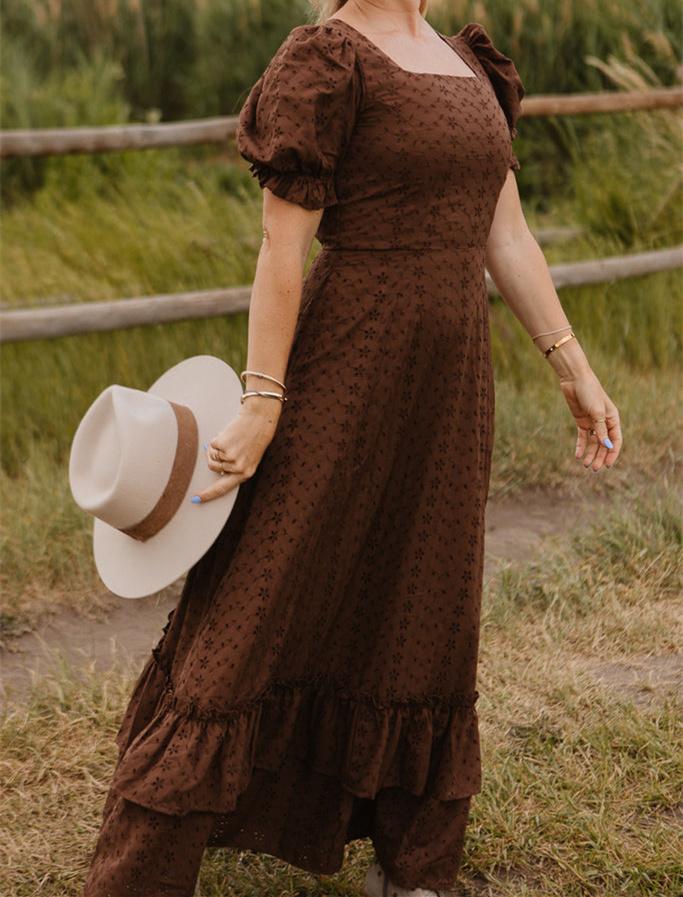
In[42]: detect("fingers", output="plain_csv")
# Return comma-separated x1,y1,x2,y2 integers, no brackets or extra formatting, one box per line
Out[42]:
576,402,622,472
591,415,613,454
192,472,242,504
190,441,256,503
586,435,608,471
577,427,602,469
205,442,233,475
575,427,589,460
602,404,622,468
587,405,622,472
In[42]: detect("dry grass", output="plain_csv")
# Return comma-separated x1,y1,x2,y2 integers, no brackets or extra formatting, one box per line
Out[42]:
1,484,681,896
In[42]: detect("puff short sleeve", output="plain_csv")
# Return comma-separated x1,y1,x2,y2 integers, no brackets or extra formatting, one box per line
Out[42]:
235,25,364,210
459,23,525,171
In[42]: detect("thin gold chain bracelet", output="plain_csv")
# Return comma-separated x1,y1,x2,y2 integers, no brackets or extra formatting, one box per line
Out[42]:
531,324,573,340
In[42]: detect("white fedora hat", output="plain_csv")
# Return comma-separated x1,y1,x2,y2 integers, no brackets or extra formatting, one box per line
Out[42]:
68,355,243,599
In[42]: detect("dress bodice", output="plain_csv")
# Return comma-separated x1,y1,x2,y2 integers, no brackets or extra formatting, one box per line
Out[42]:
236,20,525,252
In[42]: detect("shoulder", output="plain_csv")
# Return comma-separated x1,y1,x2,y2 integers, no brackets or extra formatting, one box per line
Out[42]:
265,22,358,74
454,21,516,66
235,22,365,210
453,22,525,131
239,21,365,123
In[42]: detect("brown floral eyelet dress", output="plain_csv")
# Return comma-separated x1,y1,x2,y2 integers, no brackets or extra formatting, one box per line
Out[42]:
82,18,525,897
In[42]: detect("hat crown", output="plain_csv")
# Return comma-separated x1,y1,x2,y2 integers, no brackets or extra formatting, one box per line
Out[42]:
69,385,181,530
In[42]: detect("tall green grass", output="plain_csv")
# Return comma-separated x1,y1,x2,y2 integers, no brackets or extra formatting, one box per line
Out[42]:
1,4,681,629
1,0,681,202
1,178,681,480
3,0,679,115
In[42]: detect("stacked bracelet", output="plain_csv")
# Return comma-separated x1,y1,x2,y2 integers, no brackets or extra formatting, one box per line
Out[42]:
239,369,288,404
543,330,576,358
240,390,287,404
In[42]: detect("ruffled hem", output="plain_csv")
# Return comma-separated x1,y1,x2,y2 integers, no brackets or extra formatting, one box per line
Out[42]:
247,161,338,211
110,646,482,816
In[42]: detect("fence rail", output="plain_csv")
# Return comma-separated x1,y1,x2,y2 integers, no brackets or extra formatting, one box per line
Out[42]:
2,246,680,344
1,87,681,158
2,86,680,343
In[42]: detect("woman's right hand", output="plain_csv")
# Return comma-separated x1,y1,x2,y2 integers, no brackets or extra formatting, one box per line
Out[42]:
192,400,283,503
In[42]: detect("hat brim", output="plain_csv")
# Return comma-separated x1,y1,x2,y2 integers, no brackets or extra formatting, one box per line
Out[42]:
93,355,244,599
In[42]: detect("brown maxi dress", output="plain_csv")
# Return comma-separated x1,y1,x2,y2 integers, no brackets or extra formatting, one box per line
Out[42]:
82,19,525,897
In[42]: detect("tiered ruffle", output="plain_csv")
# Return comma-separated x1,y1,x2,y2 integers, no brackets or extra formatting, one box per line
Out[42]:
111,626,481,816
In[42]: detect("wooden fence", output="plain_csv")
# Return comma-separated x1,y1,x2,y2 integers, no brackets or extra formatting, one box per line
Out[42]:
1,84,681,343
2,247,681,344
1,87,681,158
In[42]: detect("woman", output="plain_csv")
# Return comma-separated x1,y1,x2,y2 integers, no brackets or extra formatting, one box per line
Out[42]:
82,2,622,895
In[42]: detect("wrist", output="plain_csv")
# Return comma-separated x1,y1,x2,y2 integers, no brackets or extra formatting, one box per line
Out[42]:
543,336,592,381
239,397,283,426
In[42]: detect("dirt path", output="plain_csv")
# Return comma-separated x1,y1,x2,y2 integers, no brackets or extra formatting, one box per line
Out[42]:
0,488,603,708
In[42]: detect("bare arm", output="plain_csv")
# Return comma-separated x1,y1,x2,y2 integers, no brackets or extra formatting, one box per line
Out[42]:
197,190,323,502
485,171,623,471
241,190,321,410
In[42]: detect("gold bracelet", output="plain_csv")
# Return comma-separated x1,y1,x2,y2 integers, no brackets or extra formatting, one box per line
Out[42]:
240,369,287,393
240,390,287,404
543,331,576,357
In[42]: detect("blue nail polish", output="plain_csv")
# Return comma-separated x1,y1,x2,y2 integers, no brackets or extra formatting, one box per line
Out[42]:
191,495,202,503
203,442,208,450
603,437,613,449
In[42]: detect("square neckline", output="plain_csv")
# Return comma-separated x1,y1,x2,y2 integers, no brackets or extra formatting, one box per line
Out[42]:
325,18,481,81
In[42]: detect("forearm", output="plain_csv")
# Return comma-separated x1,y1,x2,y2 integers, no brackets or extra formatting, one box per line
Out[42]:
241,241,304,421
485,228,592,381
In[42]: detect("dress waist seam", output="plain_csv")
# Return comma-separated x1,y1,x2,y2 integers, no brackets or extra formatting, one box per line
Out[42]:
320,244,480,253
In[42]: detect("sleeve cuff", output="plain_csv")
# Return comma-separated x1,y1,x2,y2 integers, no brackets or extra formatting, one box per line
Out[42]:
247,161,338,210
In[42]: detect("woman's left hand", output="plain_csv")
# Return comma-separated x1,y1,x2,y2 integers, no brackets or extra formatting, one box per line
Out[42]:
558,370,622,471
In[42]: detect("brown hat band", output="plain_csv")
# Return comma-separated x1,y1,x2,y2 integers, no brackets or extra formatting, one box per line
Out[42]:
120,401,199,543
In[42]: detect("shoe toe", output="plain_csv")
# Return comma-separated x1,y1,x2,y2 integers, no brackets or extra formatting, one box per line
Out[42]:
363,859,448,897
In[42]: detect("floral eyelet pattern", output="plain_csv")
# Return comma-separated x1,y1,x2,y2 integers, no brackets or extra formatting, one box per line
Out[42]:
83,19,525,896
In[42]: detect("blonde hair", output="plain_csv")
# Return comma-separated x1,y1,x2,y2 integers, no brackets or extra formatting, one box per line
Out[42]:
309,1,429,25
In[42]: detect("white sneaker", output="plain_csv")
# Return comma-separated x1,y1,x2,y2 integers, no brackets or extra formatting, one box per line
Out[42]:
362,859,458,897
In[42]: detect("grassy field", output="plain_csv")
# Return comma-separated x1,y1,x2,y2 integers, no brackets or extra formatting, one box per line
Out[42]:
1,332,682,642
1,1,681,893
1,94,681,634
2,0,680,191
1,485,680,896
1,175,681,636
